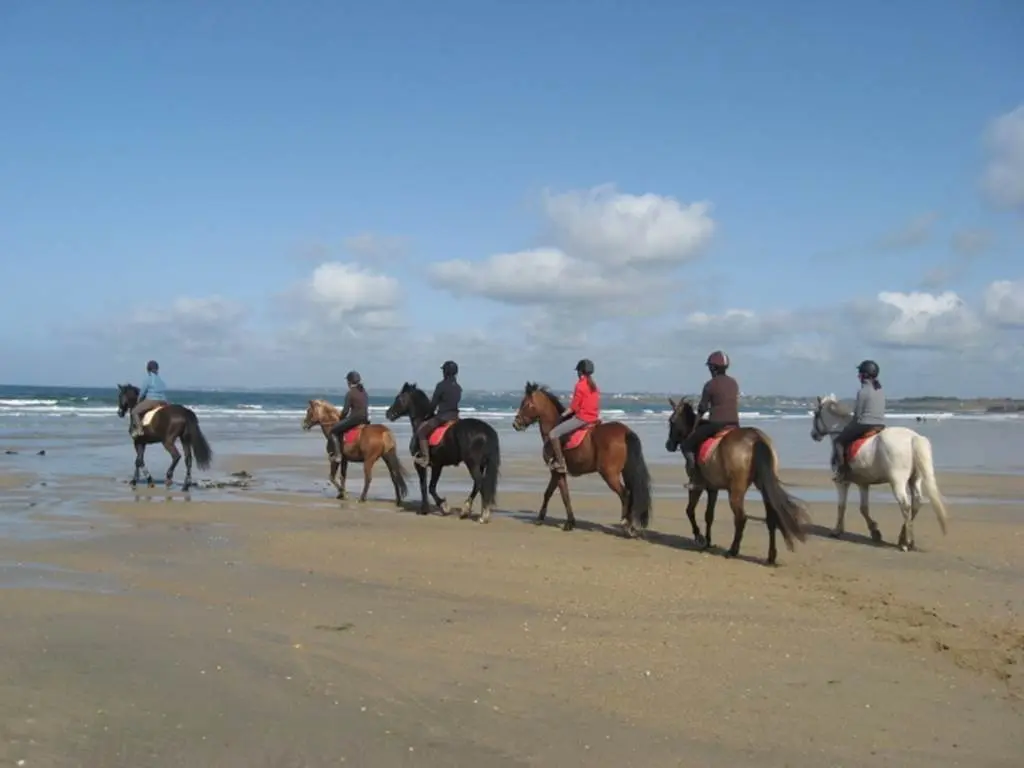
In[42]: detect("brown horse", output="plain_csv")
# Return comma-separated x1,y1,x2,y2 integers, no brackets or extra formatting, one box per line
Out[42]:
666,398,810,565
301,399,408,505
512,382,652,536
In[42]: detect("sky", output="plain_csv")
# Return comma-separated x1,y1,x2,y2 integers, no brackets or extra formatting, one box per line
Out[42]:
1,1,1023,397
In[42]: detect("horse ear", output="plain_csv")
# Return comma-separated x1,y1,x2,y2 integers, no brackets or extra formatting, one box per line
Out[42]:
816,395,822,406
668,397,677,410
308,399,315,407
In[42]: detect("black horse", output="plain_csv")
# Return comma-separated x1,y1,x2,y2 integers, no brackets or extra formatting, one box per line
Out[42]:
385,383,501,522
116,384,213,490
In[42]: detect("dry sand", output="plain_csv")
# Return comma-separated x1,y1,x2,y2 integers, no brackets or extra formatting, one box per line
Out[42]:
1,457,1022,767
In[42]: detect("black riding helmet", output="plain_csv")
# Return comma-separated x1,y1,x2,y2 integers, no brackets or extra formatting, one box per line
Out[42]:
441,360,459,378
575,358,595,375
346,370,361,385
857,359,880,378
146,360,159,373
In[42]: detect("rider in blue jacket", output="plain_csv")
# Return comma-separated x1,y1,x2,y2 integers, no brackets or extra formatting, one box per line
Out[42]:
131,360,168,437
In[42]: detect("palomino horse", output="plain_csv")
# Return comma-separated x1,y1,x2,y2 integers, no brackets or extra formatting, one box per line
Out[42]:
666,399,809,565
385,384,501,522
512,382,652,536
301,399,408,505
811,394,948,551
116,384,213,491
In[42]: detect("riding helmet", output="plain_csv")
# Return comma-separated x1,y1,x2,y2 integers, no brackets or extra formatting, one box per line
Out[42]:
706,350,729,370
575,358,595,376
146,360,159,373
857,359,880,378
441,360,459,377
346,370,361,385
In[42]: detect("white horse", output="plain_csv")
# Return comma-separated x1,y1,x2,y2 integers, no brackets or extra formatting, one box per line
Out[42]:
810,394,948,551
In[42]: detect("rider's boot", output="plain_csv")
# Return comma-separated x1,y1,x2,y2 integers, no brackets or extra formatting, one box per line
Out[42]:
831,447,846,483
548,438,567,474
414,438,431,468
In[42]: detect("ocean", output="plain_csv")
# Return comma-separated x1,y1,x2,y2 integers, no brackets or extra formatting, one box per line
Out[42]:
1,384,1022,477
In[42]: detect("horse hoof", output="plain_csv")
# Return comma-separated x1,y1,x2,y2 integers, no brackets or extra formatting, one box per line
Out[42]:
147,481,155,489
725,547,739,558
336,492,346,500
828,529,843,539
417,508,430,516
870,528,883,544
765,559,778,568
694,534,707,549
533,517,545,526
561,521,575,532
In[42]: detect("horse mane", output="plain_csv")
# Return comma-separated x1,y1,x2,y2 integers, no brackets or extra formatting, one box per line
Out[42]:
525,381,565,414
680,399,697,429
402,382,432,413
310,398,341,418
119,383,140,396
820,394,852,418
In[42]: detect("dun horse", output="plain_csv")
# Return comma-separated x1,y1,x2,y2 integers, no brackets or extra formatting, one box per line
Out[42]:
301,399,408,505
666,399,809,565
512,382,652,536
811,394,948,551
116,383,213,491
385,383,501,522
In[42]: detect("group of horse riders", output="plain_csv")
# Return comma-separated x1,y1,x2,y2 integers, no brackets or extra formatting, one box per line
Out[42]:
127,353,886,482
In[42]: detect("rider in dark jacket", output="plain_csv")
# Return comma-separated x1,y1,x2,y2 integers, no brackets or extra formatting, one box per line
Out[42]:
681,350,741,488
414,360,462,467
329,371,370,456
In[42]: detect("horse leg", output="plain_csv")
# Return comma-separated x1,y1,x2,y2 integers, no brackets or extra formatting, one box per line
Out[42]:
130,441,144,488
135,443,155,488
724,484,748,558
598,467,635,538
415,464,430,515
428,465,448,514
164,439,181,488
460,462,482,521
684,487,704,545
890,473,915,551
181,438,194,491
358,459,373,503
858,485,882,543
704,489,719,548
557,474,575,532
830,481,850,537
536,472,559,525
337,458,349,501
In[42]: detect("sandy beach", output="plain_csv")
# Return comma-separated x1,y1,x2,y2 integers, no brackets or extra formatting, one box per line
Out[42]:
1,455,1022,767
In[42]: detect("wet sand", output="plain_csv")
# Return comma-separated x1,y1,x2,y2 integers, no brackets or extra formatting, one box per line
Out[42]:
1,458,1023,767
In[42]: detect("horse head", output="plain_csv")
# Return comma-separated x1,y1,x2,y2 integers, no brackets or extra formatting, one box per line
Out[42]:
386,383,421,422
116,383,140,417
513,382,563,432
665,397,697,451
810,393,846,441
303,399,337,431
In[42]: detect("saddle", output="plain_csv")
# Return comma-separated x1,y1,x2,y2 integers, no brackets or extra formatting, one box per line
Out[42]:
561,421,600,451
846,426,884,462
139,402,169,428
428,419,458,446
697,426,737,465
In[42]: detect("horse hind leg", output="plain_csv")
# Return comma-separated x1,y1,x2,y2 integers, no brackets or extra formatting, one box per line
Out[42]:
358,459,373,503
725,484,748,558
890,474,915,551
460,462,483,521
181,438,194,491
598,467,635,538
164,439,182,488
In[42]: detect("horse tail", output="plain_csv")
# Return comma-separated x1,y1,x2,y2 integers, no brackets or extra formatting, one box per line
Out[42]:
911,434,948,535
622,430,653,529
185,412,213,470
751,438,808,551
480,425,502,511
382,446,408,501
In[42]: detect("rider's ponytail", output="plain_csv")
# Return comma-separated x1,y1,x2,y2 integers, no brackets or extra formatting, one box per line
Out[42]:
585,374,598,392
872,378,882,390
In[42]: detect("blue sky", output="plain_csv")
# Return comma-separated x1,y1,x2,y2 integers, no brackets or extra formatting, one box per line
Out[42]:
2,1,1022,395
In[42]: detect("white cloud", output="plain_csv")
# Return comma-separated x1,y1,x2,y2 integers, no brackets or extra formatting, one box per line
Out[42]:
981,105,1024,212
542,184,715,267
865,290,983,348
300,262,402,326
679,308,798,346
429,247,653,305
983,279,1024,327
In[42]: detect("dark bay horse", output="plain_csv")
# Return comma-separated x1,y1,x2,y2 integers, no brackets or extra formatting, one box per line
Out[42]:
666,398,809,565
385,383,501,522
512,382,652,536
116,384,212,490
301,399,408,505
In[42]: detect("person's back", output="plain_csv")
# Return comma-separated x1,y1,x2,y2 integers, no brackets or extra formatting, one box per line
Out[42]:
344,384,370,423
854,381,885,426
432,378,462,421
700,373,740,425
144,370,167,403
